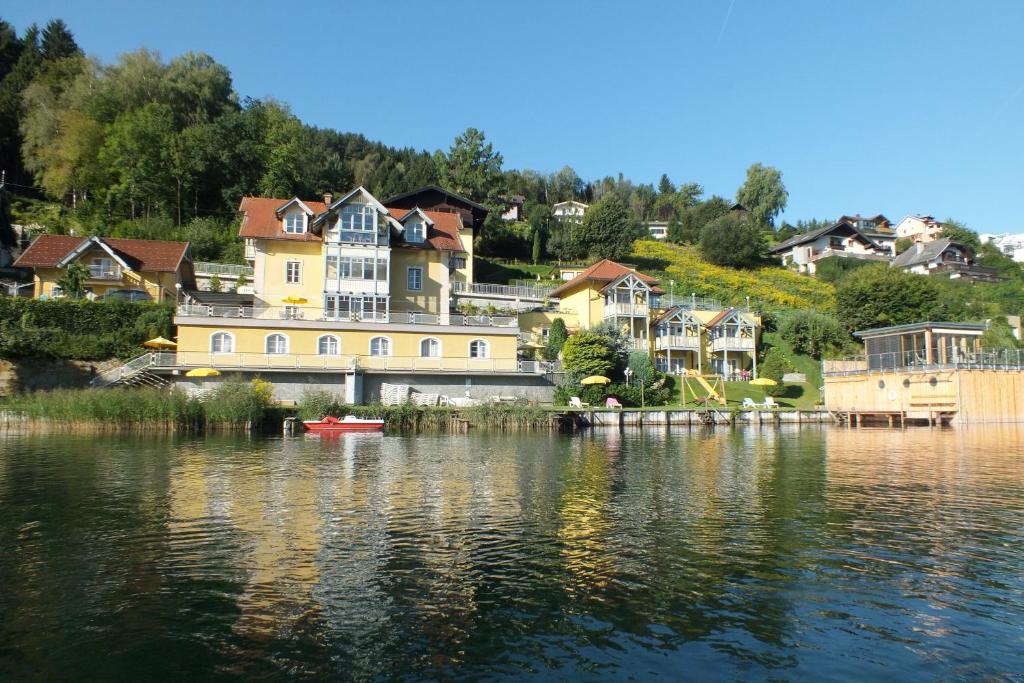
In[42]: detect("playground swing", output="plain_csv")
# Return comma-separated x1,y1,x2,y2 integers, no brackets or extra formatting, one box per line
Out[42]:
681,370,727,406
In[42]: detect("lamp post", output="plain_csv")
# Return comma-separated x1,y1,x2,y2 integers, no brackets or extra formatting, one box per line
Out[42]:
624,367,633,387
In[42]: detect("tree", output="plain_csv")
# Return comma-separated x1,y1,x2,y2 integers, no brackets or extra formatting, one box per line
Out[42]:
98,102,176,217
760,347,794,397
434,127,504,205
736,163,788,228
895,237,914,254
208,274,222,292
938,219,981,250
777,310,850,359
40,19,80,61
561,330,617,377
531,226,542,264
544,318,568,361
572,194,644,260
835,264,966,332
981,316,1022,349
627,350,656,385
700,213,765,268
658,174,675,195
669,195,731,244
56,261,88,298
233,274,248,293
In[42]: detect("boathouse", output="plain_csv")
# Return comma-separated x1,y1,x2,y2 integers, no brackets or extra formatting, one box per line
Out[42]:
823,321,1024,424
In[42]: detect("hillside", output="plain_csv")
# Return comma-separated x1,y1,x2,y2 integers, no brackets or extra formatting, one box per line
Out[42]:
631,241,836,312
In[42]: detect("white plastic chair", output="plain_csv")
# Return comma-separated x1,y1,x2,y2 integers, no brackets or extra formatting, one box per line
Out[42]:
569,397,590,409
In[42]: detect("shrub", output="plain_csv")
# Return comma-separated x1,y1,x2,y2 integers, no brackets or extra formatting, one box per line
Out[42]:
760,347,794,396
561,330,617,377
835,264,966,332
203,378,273,429
777,310,850,359
700,213,765,268
543,317,568,361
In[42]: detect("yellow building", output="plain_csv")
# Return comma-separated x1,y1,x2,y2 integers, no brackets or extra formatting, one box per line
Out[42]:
167,186,550,403
14,234,194,303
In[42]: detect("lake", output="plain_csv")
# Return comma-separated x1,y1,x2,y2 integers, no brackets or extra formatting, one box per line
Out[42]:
1,426,1023,681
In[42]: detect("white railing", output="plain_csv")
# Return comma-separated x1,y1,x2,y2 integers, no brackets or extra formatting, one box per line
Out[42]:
654,335,701,351
176,304,517,328
823,347,1024,376
604,303,649,317
91,352,159,387
154,352,545,374
710,336,755,352
193,262,254,277
88,265,122,280
452,281,554,300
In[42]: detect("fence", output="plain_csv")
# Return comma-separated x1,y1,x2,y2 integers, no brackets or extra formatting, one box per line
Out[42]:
176,304,517,328
823,347,1024,376
153,352,553,374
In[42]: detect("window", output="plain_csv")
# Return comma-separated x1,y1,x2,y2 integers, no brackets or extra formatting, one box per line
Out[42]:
451,256,466,269
369,336,390,357
285,261,302,284
406,220,425,243
407,266,423,291
211,332,234,353
336,203,377,243
89,257,116,278
469,339,489,359
50,285,64,298
324,295,388,321
420,338,440,357
318,335,340,356
326,255,387,281
266,333,288,354
284,212,305,234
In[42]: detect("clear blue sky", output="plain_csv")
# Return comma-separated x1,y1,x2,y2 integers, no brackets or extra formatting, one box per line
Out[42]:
6,0,1024,231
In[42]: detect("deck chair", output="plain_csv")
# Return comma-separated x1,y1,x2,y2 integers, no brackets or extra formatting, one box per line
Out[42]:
763,396,778,409
605,397,623,409
742,397,760,409
569,396,590,409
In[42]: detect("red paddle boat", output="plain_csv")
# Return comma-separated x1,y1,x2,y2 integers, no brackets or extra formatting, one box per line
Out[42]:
303,415,385,433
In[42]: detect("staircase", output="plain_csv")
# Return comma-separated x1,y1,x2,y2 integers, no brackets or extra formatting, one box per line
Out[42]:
91,352,175,389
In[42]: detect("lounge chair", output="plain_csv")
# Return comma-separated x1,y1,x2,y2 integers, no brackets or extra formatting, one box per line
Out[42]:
742,397,760,409
605,397,623,409
763,396,778,409
569,396,590,409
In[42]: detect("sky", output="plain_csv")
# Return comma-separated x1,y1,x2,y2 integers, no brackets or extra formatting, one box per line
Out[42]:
6,0,1024,232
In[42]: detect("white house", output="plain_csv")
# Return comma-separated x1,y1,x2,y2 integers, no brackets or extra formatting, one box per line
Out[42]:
770,220,888,275
646,221,668,240
980,233,1024,263
891,237,1001,283
552,200,588,222
895,215,944,242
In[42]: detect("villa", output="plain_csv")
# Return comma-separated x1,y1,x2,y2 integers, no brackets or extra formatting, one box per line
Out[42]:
770,220,889,274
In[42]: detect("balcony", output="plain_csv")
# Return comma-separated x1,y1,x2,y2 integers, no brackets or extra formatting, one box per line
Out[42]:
710,336,755,352
654,334,701,351
154,351,550,374
931,263,1003,283
87,265,122,280
604,302,649,318
175,304,518,328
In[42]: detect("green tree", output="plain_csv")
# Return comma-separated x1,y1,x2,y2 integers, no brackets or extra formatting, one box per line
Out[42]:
895,237,914,254
938,219,981,250
208,274,222,293
434,127,504,205
233,274,248,293
56,261,88,298
561,330,616,377
700,212,765,268
544,317,568,361
669,195,731,244
531,226,542,264
627,350,656,385
777,310,850,359
736,162,788,228
835,264,967,332
573,194,644,260
760,347,794,397
981,316,1022,349
99,102,177,218
40,19,80,61
658,174,675,195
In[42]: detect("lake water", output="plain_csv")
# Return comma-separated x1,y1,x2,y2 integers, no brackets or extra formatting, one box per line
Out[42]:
1,426,1023,681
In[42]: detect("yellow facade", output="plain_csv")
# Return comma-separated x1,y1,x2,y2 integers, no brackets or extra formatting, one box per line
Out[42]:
34,261,180,303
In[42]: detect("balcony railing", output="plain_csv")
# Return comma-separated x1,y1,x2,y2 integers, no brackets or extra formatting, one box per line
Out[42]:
193,262,254,277
654,334,701,351
823,347,1024,376
931,263,1003,282
452,281,554,300
604,302,649,317
710,336,755,352
151,352,550,374
175,304,517,328
88,265,122,280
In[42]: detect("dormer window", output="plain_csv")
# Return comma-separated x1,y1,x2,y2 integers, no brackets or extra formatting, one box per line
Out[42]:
284,212,306,234
407,220,425,243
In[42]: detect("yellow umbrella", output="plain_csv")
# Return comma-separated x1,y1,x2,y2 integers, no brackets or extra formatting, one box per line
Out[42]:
282,296,308,305
749,377,777,386
143,336,177,349
581,375,611,385
186,368,221,377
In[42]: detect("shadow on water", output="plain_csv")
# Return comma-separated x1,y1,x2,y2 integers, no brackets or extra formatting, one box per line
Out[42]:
1,426,1023,680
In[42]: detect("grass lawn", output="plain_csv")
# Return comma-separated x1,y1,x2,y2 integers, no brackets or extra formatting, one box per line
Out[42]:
475,258,558,284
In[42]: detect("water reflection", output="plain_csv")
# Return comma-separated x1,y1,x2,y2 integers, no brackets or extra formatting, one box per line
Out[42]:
1,426,1022,680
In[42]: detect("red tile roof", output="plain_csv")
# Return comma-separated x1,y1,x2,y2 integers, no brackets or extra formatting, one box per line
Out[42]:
238,197,327,241
14,235,189,272
387,208,466,252
548,259,663,298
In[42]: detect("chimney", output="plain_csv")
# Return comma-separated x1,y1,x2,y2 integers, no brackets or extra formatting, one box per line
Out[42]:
323,192,333,206
915,241,925,254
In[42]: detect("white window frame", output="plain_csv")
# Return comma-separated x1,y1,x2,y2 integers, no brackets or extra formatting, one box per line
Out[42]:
406,220,425,243
369,336,391,357
285,260,302,285
265,333,289,355
407,266,423,292
317,334,341,356
284,212,306,234
469,338,489,359
210,331,235,354
420,337,441,358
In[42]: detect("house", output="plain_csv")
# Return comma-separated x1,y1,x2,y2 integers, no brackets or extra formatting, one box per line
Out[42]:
895,215,944,242
840,214,896,254
163,186,551,403
980,233,1024,263
891,237,1001,283
552,200,588,222
501,195,525,222
645,221,669,240
770,220,889,274
14,234,195,302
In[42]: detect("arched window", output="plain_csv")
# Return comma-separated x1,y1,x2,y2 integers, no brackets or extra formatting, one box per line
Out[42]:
265,333,288,354
210,331,234,353
469,339,489,359
318,335,340,356
369,336,390,357
420,337,441,358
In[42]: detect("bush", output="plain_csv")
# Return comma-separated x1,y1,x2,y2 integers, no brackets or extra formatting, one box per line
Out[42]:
562,330,617,377
203,378,274,429
760,347,794,396
700,213,765,268
777,310,850,359
835,264,966,332
543,318,568,361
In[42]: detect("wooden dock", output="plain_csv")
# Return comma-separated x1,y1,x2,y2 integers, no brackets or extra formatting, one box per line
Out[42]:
556,408,836,431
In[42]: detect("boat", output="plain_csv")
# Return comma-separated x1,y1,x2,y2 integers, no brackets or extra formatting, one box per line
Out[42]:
303,415,385,433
